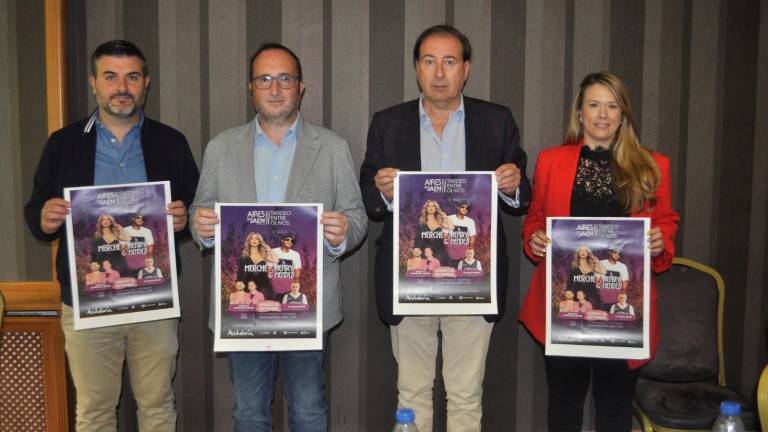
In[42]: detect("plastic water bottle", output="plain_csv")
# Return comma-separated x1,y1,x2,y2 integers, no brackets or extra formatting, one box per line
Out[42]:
393,408,419,432
711,401,745,432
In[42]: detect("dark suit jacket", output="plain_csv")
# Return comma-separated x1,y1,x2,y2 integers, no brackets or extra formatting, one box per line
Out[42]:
360,96,532,325
24,112,200,306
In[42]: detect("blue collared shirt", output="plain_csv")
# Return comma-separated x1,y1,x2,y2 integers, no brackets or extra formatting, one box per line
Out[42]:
93,112,147,186
419,94,466,171
253,114,299,203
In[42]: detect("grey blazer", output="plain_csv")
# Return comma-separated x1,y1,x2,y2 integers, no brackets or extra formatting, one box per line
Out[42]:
190,116,367,331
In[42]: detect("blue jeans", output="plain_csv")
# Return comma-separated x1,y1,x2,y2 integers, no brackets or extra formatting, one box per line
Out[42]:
228,345,327,432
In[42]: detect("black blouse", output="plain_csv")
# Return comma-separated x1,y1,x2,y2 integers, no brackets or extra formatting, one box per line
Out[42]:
570,145,627,217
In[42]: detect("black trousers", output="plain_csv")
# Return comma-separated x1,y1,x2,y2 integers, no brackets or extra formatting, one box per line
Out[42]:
544,355,638,432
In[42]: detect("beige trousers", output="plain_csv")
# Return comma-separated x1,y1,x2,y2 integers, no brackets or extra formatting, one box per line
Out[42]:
391,316,494,432
61,304,178,432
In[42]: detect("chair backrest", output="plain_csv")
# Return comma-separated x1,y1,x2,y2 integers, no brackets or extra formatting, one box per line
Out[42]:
759,363,768,432
638,257,724,385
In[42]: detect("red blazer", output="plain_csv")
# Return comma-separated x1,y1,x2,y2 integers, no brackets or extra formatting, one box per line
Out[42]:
519,140,679,368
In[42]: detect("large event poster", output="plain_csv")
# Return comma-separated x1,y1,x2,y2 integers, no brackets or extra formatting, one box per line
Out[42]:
545,217,651,359
393,172,498,315
214,203,323,351
64,181,179,330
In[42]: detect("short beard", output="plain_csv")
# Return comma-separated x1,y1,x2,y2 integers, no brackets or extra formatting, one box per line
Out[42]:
100,93,145,119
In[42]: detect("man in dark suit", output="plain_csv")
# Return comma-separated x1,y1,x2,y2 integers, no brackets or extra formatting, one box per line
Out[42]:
360,25,531,432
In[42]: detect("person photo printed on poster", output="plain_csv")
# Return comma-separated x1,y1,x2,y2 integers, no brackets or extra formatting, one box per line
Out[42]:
393,172,498,315
214,203,323,351
545,217,650,359
64,181,179,330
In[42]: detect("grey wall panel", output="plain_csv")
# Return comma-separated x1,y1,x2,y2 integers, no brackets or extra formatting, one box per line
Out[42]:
641,0,662,149
85,0,123,114
208,0,247,137
519,1,567,430
156,1,208,431
329,0,370,430
717,0,761,399
742,0,768,396
124,0,160,119
571,0,611,101
17,0,50,282
283,0,324,125
454,0,491,100
0,0,23,281
404,0,447,100
609,0,645,132
487,2,529,431
366,2,403,430
682,0,722,263
245,0,282,121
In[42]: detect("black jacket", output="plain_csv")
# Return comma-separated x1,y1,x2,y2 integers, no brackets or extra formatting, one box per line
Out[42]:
24,113,200,305
359,97,532,325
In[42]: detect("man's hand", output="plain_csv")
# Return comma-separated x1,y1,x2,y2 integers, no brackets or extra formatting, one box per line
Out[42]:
192,207,219,239
166,200,188,233
40,198,70,234
495,163,521,196
320,211,348,247
374,168,399,201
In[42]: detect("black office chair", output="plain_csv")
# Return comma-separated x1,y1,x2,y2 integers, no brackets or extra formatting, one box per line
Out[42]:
633,257,757,431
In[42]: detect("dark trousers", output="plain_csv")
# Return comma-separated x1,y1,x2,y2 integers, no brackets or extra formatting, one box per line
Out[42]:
544,355,638,432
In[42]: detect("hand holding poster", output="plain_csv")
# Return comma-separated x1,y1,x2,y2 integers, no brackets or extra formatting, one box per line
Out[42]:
545,217,650,359
214,203,323,351
64,181,179,330
393,172,497,315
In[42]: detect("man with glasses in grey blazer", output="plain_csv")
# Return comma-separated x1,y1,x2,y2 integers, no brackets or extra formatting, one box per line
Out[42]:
190,43,366,432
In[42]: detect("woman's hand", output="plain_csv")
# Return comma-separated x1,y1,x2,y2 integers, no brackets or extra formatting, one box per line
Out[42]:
648,227,664,257
529,229,550,257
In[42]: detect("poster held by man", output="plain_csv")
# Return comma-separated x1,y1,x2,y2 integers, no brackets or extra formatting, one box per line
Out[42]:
545,216,650,359
214,203,323,352
393,171,497,315
64,181,179,330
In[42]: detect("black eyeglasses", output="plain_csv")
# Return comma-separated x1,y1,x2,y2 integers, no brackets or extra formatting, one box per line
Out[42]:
251,74,299,90
283,238,294,243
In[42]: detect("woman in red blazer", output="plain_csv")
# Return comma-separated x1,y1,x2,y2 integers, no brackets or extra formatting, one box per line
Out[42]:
520,72,679,431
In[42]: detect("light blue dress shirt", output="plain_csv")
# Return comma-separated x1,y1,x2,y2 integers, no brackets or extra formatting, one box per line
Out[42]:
253,114,299,203
93,112,147,186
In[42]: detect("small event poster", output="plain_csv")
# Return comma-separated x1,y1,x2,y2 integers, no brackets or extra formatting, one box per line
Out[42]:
393,172,498,315
214,203,323,351
545,217,651,359
64,181,179,330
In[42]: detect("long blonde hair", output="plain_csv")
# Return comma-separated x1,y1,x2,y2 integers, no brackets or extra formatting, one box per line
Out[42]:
565,72,660,212
570,246,599,270
241,232,271,258
418,200,446,225
94,214,122,239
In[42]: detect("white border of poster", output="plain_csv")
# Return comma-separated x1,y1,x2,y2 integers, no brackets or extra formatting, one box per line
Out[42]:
214,203,323,352
545,216,651,359
393,171,498,315
64,181,179,330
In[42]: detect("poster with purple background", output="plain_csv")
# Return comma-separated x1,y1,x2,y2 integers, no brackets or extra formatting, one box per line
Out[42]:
64,181,179,330
545,217,650,359
214,203,323,351
393,172,498,315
